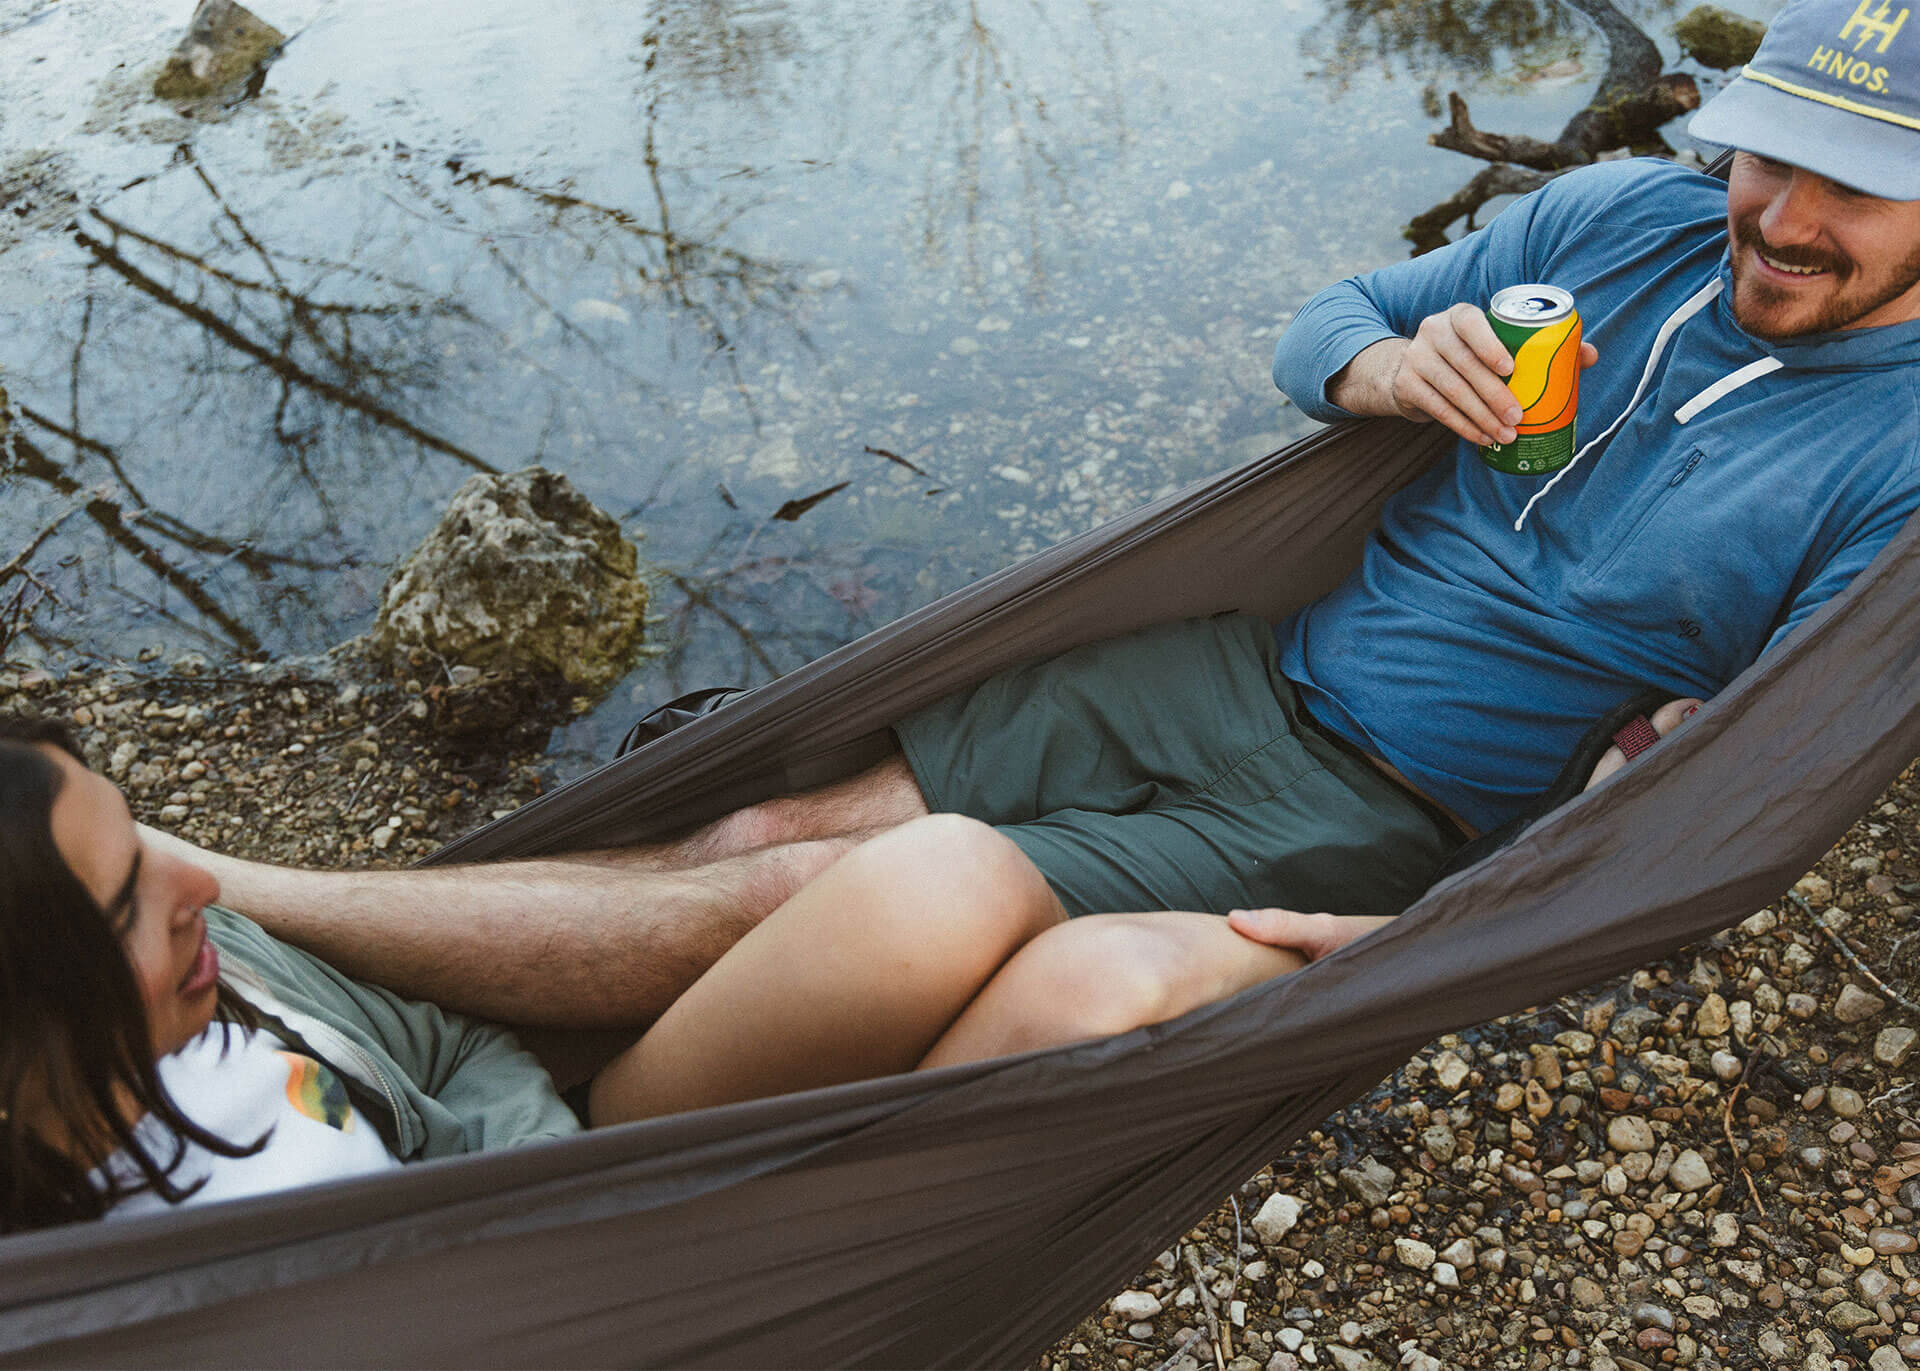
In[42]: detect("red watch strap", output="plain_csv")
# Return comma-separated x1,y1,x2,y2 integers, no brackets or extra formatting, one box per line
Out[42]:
1612,714,1660,760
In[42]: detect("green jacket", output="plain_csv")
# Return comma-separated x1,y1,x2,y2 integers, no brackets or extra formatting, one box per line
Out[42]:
205,907,582,1161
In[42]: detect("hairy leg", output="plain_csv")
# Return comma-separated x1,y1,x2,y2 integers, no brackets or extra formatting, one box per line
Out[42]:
918,909,1307,1069
139,752,932,1028
562,752,930,871
588,816,1065,1123
151,826,855,1028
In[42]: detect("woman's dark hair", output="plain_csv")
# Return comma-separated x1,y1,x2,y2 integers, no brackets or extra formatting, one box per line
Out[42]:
0,714,260,1232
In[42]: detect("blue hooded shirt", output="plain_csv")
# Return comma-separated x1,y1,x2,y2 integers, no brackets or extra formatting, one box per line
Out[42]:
1271,158,1920,833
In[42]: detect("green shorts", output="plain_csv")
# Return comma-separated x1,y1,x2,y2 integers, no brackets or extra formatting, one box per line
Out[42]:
892,613,1462,918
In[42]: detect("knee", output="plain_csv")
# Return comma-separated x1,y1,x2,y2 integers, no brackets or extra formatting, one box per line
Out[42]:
991,916,1189,1051
846,814,1062,948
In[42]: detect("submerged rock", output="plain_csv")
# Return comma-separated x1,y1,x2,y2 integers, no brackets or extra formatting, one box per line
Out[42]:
370,468,647,734
153,0,286,101
1673,5,1767,69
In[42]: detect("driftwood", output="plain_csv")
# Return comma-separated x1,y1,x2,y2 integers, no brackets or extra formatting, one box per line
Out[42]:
1406,0,1701,253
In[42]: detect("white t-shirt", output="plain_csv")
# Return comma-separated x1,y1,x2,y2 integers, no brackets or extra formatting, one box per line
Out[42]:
104,1023,401,1218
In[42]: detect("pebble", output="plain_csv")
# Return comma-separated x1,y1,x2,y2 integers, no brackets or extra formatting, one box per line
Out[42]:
1868,1347,1909,1371
1837,984,1889,1024
1421,1124,1456,1164
1829,1301,1878,1331
1394,1238,1436,1272
1871,1228,1919,1255
1858,1268,1897,1303
1340,1158,1395,1208
1632,1302,1675,1332
1831,1086,1867,1119
1437,1238,1473,1269
1710,1213,1741,1247
1710,1049,1744,1081
1110,1288,1161,1321
1797,873,1835,903
1571,1276,1606,1308
1494,1082,1524,1112
1667,1148,1712,1193
1431,1051,1469,1092
1693,993,1731,1036
1253,1193,1304,1246
1877,1027,1919,1068
1607,1116,1656,1153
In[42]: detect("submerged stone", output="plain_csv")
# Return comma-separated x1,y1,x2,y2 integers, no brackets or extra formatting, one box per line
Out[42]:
1673,6,1767,69
153,0,286,101
370,467,648,727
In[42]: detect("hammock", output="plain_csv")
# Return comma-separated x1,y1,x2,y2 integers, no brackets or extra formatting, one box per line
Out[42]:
4,408,1917,1368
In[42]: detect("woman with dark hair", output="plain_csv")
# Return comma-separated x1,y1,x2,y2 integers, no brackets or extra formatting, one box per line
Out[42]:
0,714,1328,1232
0,718,268,1227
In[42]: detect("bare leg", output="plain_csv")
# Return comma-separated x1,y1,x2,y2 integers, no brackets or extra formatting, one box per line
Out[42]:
153,828,855,1028
588,816,1065,1122
561,752,929,871
919,909,1308,1069
140,753,932,1027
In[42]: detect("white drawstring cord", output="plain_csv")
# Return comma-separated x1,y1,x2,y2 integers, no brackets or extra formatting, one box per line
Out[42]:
1513,277,1725,532
1674,355,1784,423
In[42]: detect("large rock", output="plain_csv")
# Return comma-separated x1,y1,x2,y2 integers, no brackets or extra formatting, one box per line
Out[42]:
371,468,647,725
153,0,286,101
1674,5,1767,68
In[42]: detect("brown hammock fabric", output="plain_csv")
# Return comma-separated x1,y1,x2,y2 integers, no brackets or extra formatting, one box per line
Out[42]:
3,412,1917,1368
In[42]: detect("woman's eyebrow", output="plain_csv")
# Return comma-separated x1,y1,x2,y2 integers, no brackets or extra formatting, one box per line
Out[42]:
104,851,141,930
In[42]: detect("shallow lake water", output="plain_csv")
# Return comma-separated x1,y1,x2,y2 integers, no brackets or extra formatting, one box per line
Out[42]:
0,0,1770,765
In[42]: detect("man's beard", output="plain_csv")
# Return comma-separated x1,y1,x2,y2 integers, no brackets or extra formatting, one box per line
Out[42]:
1730,216,1920,339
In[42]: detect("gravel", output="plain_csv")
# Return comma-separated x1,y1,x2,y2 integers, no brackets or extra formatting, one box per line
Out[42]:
1051,769,1920,1371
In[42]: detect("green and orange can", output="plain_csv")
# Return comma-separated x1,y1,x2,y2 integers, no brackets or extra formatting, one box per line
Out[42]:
1479,284,1582,476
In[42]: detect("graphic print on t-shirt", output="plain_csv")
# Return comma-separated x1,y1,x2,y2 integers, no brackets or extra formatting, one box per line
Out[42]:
277,1050,357,1132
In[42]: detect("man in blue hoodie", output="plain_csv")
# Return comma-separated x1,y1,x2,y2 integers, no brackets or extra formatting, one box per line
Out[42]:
205,0,1920,1035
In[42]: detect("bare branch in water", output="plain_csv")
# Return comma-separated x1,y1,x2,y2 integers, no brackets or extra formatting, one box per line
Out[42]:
3,430,265,654
71,223,498,475
1406,0,1699,251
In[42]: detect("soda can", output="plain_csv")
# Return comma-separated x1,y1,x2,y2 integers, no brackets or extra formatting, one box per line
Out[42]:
1479,284,1581,476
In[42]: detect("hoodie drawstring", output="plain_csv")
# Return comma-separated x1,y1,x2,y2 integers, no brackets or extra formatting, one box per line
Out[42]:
1513,276,1741,532
1673,354,1785,423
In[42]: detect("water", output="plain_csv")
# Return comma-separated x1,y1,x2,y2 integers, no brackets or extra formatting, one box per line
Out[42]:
0,0,1769,764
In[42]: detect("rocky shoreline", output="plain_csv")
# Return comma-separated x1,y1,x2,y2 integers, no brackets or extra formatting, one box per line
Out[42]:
4,658,1917,1371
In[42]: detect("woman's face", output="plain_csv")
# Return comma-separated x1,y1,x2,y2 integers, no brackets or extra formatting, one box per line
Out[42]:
42,748,223,1057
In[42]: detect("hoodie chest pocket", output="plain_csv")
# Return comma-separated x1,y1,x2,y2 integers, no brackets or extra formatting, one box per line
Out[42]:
1579,444,1707,588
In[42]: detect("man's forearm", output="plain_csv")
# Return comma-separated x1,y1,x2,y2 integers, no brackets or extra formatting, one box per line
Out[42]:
1325,337,1410,417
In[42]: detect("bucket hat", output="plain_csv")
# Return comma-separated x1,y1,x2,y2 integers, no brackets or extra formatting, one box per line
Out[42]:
1690,0,1920,199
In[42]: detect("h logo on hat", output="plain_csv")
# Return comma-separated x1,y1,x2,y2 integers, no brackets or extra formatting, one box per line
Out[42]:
1839,0,1909,52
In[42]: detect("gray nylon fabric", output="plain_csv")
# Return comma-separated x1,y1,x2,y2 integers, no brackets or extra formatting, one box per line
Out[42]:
4,414,1917,1367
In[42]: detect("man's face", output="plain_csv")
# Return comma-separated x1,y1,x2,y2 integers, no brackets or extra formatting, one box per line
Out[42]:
1725,152,1920,340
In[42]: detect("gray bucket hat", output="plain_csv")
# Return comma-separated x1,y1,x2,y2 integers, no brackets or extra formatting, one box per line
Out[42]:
1690,0,1920,199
